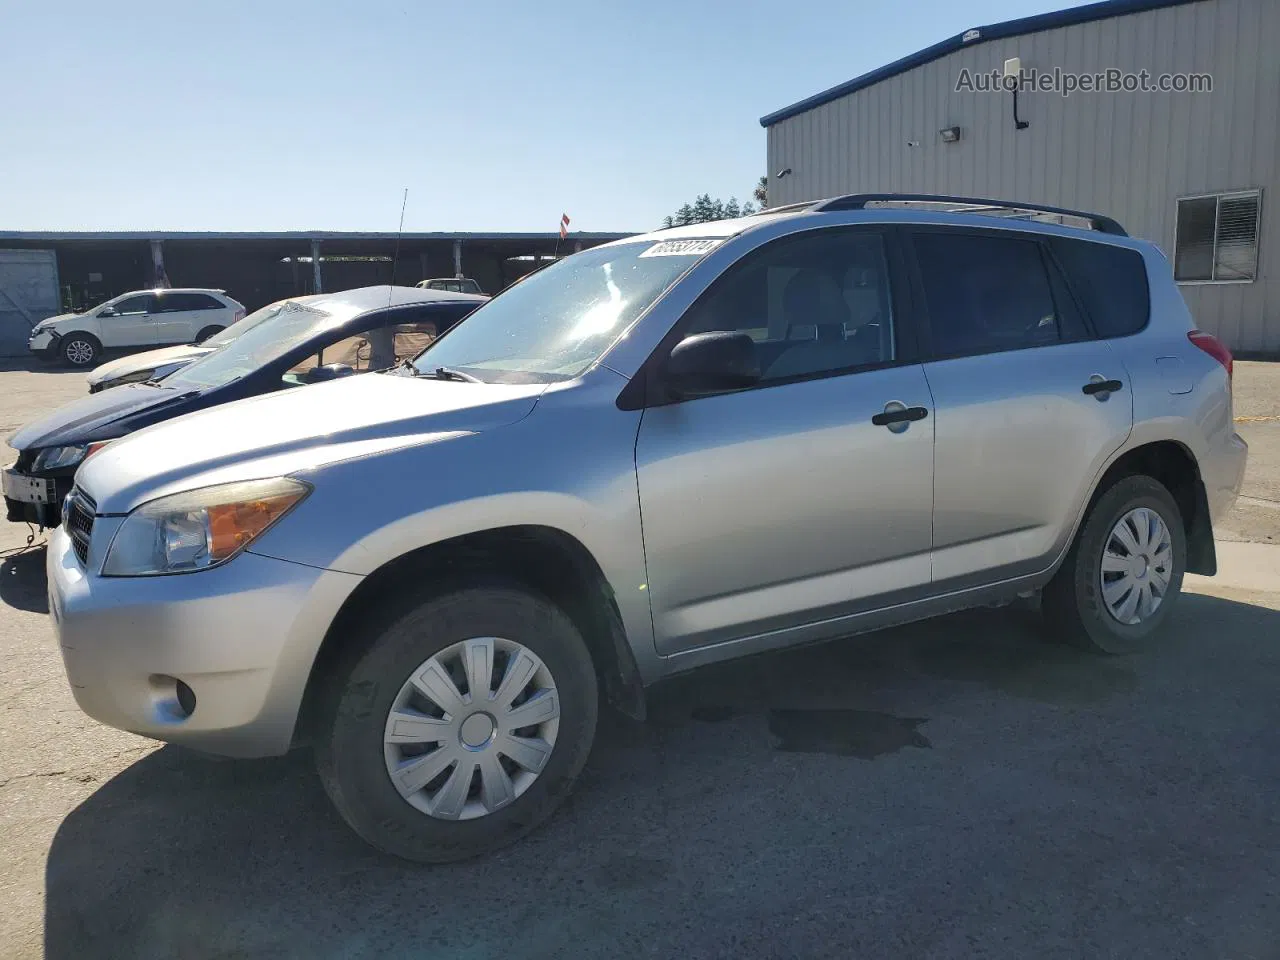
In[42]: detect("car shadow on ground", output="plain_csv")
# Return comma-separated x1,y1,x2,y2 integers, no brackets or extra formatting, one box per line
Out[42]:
0,545,49,614
42,594,1280,959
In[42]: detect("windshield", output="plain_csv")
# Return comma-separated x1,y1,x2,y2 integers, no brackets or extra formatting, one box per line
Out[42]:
202,301,288,347
163,300,336,391
410,241,706,382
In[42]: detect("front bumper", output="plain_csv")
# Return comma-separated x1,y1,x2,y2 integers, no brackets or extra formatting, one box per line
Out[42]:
3,466,71,526
27,329,57,358
47,525,363,757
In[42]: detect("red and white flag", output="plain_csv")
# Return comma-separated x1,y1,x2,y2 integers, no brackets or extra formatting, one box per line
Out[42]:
559,213,571,239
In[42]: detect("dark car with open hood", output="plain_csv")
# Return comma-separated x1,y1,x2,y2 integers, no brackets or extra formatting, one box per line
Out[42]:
3,285,483,527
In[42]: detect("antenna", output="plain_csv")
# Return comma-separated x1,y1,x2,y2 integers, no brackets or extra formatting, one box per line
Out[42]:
388,187,408,305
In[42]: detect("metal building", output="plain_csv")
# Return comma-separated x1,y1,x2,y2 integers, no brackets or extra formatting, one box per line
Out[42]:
760,0,1278,353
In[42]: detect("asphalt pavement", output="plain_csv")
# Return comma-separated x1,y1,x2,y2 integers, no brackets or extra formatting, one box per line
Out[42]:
2,357,1279,960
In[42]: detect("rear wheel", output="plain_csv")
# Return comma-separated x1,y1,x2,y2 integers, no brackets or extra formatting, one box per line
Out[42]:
194,325,223,343
315,584,598,863
60,333,100,367
1042,475,1186,653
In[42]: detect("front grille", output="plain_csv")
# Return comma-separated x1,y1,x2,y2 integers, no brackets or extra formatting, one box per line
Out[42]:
65,489,96,566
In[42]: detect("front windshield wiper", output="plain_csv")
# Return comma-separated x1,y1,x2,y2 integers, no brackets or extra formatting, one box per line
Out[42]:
418,365,483,383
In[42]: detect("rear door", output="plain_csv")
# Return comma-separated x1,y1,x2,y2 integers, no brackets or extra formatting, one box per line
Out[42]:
906,226,1133,588
150,292,225,343
634,226,936,656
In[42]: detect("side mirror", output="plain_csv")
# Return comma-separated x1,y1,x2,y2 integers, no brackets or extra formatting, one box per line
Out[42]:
303,363,355,384
98,307,116,317
664,331,760,398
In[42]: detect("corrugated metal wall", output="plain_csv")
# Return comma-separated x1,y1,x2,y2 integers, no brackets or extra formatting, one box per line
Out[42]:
765,0,1279,351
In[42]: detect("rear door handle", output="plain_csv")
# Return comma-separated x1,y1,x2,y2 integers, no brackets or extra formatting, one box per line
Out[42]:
871,405,929,427
1082,378,1124,396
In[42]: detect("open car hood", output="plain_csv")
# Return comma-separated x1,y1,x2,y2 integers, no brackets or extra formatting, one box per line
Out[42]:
7,383,197,451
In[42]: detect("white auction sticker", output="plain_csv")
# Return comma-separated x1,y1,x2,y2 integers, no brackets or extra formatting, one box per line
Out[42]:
638,239,724,258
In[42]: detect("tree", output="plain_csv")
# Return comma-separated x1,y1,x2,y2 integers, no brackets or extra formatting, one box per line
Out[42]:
661,189,758,228
753,175,767,208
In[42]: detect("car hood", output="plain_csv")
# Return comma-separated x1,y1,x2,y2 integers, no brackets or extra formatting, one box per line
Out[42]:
8,383,197,451
77,372,548,514
87,344,212,386
38,312,85,327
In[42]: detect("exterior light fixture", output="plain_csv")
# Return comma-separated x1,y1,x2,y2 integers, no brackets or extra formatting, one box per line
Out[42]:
939,126,961,143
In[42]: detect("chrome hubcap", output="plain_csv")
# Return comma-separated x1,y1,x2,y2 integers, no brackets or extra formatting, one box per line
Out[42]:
383,637,559,821
1100,507,1173,625
66,340,94,364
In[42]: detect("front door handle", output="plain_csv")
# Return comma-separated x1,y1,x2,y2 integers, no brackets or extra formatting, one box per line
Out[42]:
872,404,929,428
1082,378,1124,396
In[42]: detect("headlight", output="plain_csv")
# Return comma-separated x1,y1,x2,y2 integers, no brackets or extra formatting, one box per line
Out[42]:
33,445,89,471
102,478,310,577
32,441,113,472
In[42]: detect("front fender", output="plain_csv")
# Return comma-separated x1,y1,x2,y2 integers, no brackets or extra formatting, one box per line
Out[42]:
245,380,659,679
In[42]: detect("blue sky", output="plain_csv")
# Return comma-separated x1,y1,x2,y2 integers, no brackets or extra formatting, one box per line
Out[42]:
2,0,1092,233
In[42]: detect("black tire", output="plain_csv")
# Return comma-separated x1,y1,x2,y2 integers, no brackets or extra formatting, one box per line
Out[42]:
1042,475,1186,653
194,325,224,343
60,333,101,367
315,584,599,863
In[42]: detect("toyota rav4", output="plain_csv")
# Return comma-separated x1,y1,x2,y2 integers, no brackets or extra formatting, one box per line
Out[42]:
46,195,1247,863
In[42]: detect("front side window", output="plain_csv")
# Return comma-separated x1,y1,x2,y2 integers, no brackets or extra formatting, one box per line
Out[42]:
1175,190,1261,282
411,241,705,383
912,231,1060,357
109,295,153,315
679,229,896,381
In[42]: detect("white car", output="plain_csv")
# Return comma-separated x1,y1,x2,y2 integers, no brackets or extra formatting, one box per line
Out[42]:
27,288,245,367
416,277,484,294
84,297,294,393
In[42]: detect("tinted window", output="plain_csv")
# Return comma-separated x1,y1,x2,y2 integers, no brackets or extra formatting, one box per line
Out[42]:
110,295,152,315
1052,237,1150,338
680,229,895,382
157,293,223,311
913,232,1059,357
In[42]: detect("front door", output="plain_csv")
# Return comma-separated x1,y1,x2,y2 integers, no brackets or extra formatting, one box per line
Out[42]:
906,226,1134,588
98,294,158,347
635,226,935,656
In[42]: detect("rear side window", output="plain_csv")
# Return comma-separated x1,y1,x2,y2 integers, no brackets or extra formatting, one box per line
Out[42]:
160,293,224,311
912,232,1061,357
1052,238,1150,338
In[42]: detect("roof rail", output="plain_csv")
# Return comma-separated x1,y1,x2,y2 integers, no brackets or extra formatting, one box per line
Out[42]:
813,193,1128,236
750,199,820,216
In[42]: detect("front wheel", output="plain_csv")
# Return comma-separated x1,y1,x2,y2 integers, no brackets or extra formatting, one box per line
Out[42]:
60,333,100,367
1042,475,1186,653
315,584,598,863
194,325,223,343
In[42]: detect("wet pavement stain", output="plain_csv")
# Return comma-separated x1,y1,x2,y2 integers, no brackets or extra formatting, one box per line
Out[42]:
767,709,931,759
689,705,741,723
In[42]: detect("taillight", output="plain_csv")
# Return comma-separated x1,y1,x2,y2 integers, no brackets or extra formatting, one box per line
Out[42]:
233,309,245,323
1188,329,1232,379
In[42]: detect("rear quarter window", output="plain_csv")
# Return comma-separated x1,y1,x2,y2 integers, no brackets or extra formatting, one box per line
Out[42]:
1051,238,1150,338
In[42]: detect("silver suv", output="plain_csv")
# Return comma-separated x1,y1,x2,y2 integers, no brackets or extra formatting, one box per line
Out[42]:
48,195,1247,862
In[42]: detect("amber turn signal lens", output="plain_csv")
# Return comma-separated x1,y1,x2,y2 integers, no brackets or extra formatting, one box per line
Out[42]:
207,493,303,561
